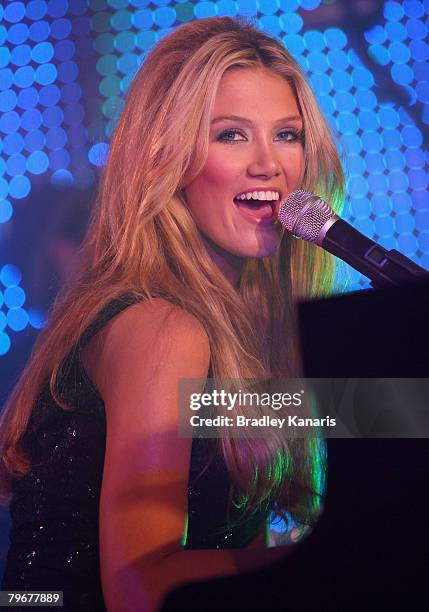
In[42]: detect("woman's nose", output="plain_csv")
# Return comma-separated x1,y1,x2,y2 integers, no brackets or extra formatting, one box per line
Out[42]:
246,141,281,178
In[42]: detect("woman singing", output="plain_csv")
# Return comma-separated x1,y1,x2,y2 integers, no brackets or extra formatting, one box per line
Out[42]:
0,16,344,611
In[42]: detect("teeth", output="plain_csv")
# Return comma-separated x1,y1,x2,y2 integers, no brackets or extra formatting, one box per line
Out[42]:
236,191,280,201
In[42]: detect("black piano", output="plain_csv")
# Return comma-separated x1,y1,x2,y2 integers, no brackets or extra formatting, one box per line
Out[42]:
163,280,429,610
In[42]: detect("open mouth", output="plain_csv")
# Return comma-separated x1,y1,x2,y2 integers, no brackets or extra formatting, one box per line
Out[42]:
233,195,280,223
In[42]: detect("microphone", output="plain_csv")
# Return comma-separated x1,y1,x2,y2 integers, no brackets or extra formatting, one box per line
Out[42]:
277,190,429,289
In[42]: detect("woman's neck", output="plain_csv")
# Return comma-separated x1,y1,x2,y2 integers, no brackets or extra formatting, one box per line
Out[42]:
201,235,244,288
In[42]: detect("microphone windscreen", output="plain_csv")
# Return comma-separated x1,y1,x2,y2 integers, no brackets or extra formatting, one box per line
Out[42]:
278,190,338,244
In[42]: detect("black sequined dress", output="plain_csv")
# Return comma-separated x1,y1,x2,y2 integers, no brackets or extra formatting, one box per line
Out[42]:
2,296,266,610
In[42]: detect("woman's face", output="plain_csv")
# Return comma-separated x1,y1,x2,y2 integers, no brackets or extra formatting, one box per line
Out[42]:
184,67,304,276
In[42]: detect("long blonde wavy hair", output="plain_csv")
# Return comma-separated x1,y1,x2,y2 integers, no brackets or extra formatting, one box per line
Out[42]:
0,17,344,526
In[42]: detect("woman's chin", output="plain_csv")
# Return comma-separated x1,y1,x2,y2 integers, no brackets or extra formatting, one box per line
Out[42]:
238,236,282,259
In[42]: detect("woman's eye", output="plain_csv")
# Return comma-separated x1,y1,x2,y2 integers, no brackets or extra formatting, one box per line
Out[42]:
277,130,298,140
277,130,302,142
217,129,246,143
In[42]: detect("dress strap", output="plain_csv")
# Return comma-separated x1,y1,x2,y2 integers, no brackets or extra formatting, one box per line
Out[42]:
55,295,143,404
78,294,142,349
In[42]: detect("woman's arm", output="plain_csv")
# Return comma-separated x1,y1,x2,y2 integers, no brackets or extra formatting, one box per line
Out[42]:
84,299,292,612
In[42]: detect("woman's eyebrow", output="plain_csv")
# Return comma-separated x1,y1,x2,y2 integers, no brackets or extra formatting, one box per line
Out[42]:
211,114,303,125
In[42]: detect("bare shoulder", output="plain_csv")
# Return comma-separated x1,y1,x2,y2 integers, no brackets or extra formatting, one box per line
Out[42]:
83,297,210,399
109,297,207,338
102,297,209,360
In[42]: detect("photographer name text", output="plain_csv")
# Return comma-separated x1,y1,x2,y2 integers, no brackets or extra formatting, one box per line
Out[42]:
189,415,336,428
